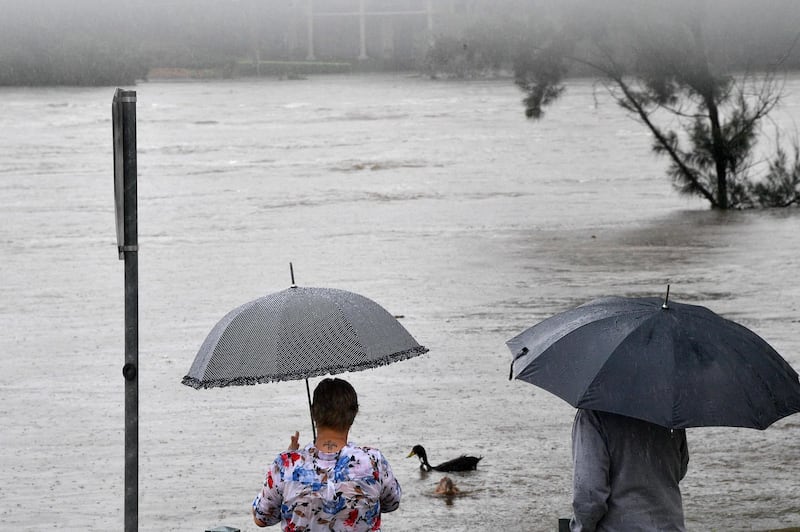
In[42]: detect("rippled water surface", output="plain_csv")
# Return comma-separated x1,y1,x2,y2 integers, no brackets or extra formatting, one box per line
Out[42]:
1,74,799,531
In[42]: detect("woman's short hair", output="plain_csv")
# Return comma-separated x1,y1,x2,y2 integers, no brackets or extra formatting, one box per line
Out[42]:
311,378,359,431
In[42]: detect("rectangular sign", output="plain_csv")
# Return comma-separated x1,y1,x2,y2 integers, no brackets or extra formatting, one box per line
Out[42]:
112,88,125,256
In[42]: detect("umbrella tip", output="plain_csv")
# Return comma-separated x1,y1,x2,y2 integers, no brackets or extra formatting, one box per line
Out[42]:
662,284,670,309
290,262,297,288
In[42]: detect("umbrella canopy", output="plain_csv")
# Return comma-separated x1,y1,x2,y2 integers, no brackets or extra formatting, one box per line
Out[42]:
507,295,800,429
183,286,428,389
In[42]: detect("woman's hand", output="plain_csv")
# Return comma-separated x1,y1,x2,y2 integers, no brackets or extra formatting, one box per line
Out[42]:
289,431,300,451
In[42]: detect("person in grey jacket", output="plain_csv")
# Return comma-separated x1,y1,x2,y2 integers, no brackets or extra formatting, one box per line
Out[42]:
570,409,689,531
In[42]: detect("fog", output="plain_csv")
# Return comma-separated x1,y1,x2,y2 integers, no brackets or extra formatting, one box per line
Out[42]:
1,0,800,85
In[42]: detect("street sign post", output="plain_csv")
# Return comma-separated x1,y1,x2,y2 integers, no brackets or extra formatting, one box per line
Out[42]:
112,88,138,532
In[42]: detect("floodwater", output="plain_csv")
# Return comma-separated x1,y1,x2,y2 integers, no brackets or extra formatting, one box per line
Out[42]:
0,73,798,531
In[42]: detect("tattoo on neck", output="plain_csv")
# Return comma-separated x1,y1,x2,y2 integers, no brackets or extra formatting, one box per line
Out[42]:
322,440,339,451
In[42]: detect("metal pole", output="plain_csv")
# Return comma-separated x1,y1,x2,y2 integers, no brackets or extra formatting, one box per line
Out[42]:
306,0,315,60
358,0,368,60
113,88,138,532
426,0,434,46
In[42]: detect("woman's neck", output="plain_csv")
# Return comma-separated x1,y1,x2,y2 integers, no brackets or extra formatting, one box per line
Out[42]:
314,426,349,453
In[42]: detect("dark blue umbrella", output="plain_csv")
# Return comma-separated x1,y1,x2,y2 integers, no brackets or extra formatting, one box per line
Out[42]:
507,292,800,429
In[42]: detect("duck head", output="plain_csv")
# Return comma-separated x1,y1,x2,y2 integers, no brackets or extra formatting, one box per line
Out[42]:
407,444,432,471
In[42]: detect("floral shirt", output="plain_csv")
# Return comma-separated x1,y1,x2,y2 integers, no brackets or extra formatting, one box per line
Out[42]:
253,442,401,531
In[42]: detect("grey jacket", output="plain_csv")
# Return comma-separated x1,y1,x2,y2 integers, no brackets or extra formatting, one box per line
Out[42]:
571,409,689,532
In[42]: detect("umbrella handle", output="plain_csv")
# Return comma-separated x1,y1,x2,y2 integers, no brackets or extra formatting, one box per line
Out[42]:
509,347,529,380
306,378,316,442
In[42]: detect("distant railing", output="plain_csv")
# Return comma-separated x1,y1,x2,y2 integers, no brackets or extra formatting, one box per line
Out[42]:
305,0,434,61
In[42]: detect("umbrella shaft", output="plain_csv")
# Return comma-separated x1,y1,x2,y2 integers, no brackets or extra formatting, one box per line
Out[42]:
306,378,316,442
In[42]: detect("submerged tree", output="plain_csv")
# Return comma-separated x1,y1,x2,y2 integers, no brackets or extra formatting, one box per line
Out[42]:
514,1,800,209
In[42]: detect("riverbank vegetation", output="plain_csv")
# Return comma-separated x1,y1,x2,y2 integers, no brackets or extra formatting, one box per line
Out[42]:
509,0,800,209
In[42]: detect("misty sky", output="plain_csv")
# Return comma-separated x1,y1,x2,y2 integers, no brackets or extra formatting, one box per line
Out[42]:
2,0,800,80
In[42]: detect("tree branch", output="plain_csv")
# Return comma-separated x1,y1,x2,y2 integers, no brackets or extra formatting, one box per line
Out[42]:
612,74,718,206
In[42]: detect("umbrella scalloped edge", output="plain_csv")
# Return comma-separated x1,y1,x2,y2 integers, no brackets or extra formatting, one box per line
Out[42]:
181,346,429,389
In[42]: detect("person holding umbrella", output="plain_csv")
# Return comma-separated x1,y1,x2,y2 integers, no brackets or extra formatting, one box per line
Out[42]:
507,291,800,531
252,378,402,531
570,408,689,531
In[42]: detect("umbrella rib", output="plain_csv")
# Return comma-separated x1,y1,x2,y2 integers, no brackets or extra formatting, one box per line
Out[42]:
574,311,669,423
709,319,779,429
566,315,648,408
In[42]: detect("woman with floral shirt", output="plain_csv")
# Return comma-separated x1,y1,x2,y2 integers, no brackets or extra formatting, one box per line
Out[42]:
253,378,401,531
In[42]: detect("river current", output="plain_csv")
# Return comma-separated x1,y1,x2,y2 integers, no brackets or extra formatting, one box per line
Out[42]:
0,73,798,531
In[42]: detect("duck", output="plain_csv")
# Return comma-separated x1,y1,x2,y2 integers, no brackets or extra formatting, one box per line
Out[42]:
407,444,482,472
